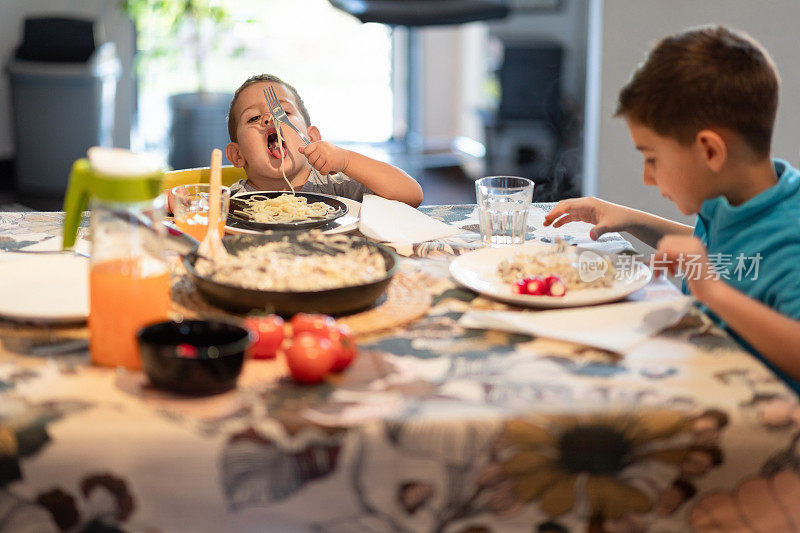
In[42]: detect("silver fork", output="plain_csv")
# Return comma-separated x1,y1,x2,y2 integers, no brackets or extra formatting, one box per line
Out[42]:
264,87,311,145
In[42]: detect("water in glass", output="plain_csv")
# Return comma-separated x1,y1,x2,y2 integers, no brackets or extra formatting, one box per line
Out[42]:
475,176,534,247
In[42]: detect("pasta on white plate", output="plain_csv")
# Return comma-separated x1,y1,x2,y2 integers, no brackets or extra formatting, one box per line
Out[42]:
497,248,616,290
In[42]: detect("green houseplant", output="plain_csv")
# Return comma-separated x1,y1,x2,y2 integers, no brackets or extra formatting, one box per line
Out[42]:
120,0,246,168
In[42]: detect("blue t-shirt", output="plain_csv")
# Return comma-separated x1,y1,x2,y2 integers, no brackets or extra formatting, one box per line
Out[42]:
691,158,800,393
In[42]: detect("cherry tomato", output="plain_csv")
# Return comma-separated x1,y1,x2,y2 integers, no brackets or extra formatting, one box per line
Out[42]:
245,314,285,359
284,332,336,384
326,325,358,372
290,313,337,337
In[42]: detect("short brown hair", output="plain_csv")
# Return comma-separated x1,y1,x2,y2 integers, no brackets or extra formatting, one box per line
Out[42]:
227,74,311,142
616,25,779,157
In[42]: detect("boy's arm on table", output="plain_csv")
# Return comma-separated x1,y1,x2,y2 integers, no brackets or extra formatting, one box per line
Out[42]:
698,279,800,382
544,197,692,248
658,235,800,383
341,150,423,207
300,142,423,207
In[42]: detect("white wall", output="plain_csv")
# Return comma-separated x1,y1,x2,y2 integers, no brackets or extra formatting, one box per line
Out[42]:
589,0,800,223
421,23,488,142
0,0,134,159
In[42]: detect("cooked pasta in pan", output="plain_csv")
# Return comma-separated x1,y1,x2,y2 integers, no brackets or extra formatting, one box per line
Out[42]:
195,234,386,291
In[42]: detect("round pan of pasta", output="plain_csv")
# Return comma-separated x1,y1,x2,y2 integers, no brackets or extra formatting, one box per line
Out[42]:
227,191,348,231
183,232,398,315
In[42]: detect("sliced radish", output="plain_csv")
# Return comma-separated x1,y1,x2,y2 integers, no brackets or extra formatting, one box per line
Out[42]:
544,275,567,297
524,277,547,296
512,280,528,294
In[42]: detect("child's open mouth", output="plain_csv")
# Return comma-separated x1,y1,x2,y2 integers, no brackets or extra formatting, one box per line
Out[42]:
267,130,287,159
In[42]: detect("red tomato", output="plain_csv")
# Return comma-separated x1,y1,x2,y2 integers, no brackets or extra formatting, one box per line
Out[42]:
290,313,337,337
285,332,336,384
245,314,285,359
326,325,358,372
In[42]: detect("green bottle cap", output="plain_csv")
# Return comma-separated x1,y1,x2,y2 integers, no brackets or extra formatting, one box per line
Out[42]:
62,148,164,249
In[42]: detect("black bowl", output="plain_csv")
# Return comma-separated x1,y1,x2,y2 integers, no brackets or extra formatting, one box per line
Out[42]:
137,320,252,395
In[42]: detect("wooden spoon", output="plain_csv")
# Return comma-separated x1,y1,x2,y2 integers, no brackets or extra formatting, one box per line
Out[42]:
197,148,227,260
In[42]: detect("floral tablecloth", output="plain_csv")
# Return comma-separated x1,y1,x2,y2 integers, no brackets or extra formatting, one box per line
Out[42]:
1,207,799,533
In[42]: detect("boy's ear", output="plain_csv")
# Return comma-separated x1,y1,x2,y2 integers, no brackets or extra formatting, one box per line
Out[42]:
307,125,322,143
226,142,245,168
696,129,727,172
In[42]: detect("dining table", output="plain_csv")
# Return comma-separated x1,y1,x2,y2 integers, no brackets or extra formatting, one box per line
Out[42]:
1,204,799,533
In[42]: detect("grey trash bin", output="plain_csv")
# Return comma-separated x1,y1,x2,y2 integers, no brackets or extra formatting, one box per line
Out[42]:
168,92,232,170
7,41,121,196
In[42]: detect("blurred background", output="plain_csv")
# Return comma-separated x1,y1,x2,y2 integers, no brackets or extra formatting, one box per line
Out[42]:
2,0,800,219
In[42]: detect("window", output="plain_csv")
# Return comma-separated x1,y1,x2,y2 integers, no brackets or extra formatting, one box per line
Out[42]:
133,0,393,156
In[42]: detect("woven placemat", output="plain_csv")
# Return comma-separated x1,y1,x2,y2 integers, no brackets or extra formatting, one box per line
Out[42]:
0,319,87,341
170,271,432,336
0,272,432,353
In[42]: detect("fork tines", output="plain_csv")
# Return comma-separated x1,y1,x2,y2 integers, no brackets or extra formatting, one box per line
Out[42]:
265,87,281,114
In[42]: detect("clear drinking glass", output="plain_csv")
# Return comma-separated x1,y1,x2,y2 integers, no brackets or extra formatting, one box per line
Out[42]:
170,183,231,241
475,176,534,247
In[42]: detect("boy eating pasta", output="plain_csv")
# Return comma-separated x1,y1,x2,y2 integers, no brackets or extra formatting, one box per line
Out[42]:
226,74,423,207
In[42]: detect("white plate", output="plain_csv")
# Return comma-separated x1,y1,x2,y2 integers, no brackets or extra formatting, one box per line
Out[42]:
0,253,89,322
225,197,361,236
449,243,651,308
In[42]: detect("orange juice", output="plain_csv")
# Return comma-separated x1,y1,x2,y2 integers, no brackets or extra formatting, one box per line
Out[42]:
174,212,226,241
89,257,170,369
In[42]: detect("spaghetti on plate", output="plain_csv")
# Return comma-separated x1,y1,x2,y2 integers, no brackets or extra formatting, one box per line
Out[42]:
233,193,335,223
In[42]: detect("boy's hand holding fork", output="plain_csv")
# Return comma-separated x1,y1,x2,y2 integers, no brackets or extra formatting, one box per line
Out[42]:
299,142,351,176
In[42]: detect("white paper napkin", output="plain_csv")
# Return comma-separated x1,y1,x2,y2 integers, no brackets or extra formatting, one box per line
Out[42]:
458,296,693,353
359,195,461,244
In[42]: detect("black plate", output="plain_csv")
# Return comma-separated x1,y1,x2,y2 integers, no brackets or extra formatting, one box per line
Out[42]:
184,233,398,316
227,191,348,231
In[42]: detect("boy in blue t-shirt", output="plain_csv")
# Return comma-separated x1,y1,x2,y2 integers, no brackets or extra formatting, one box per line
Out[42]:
544,25,800,390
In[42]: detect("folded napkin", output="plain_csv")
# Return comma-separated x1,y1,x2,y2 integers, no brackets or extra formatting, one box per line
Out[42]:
458,296,693,353
359,195,461,244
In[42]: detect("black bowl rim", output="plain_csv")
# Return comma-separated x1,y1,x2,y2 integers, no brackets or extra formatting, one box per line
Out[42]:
137,319,252,359
183,233,399,299
227,191,349,231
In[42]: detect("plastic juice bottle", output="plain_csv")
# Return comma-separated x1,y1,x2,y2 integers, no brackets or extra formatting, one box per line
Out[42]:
63,147,169,370
89,257,170,369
